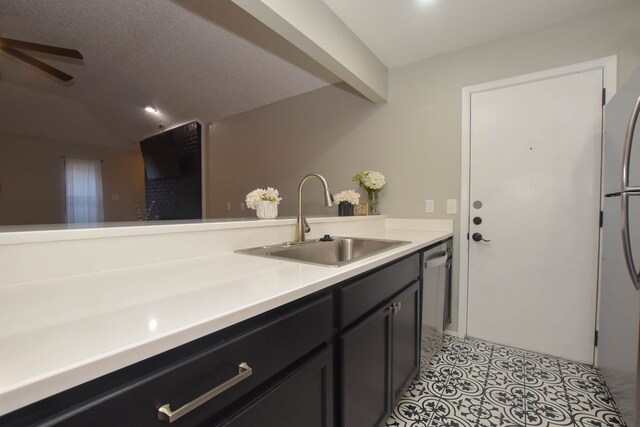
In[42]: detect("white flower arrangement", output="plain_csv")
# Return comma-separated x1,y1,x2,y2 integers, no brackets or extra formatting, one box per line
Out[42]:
245,187,282,210
353,170,386,191
333,190,360,205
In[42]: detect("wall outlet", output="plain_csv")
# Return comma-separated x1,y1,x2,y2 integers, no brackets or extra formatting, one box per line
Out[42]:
446,199,457,214
425,199,434,213
226,202,232,211
111,194,120,201
240,202,245,211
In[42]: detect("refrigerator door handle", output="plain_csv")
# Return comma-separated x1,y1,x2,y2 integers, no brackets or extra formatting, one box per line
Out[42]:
621,192,640,290
622,93,640,191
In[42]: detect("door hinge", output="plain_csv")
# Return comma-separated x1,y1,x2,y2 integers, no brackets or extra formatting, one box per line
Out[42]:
594,330,599,347
600,211,604,228
602,88,606,106
466,232,469,240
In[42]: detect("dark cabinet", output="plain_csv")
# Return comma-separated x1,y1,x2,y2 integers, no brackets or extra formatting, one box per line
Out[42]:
391,281,421,401
221,345,334,427
340,303,392,427
340,280,421,427
338,254,420,329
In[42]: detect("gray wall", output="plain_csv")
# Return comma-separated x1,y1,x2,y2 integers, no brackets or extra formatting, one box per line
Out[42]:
0,132,144,226
207,0,640,332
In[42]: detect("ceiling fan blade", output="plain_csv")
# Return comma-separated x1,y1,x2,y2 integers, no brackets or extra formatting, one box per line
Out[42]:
0,37,83,59
1,46,73,81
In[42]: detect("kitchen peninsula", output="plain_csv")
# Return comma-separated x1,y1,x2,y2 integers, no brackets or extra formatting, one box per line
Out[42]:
0,216,452,426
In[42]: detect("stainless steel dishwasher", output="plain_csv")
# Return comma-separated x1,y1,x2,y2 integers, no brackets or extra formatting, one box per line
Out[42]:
422,242,453,362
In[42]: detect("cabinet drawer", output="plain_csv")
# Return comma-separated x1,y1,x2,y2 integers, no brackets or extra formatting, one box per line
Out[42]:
221,345,334,427
338,254,419,329
43,294,334,427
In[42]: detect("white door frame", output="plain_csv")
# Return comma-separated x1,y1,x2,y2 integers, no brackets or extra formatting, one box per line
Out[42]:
457,56,617,339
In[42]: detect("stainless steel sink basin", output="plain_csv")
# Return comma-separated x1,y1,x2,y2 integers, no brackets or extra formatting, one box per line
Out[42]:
235,236,410,268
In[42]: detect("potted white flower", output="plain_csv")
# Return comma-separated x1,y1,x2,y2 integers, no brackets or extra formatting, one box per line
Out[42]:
245,187,282,219
353,170,386,215
333,190,360,216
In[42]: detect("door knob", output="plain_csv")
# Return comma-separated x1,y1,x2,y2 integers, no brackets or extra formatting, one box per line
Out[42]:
472,232,491,242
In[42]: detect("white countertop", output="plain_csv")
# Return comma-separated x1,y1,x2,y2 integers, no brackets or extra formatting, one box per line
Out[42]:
0,224,451,416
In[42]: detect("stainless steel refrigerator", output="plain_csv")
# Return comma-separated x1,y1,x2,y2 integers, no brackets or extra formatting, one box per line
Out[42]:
600,68,640,427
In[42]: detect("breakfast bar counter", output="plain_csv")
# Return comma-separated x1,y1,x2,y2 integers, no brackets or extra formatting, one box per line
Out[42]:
0,217,452,417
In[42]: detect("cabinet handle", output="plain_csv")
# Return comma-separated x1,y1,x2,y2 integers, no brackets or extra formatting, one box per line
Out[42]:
386,302,401,315
157,362,253,423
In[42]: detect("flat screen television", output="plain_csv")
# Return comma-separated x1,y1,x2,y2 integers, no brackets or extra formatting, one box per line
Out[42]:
139,133,181,179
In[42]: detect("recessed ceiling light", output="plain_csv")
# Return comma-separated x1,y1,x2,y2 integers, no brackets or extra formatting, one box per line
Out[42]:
145,106,159,114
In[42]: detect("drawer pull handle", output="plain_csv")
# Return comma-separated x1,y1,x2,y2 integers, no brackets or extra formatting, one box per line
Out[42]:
157,362,253,423
386,302,402,315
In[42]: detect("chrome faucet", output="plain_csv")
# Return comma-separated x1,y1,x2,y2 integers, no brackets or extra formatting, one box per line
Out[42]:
295,173,333,242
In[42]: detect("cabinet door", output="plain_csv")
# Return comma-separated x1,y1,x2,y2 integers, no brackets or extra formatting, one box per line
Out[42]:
221,346,334,427
391,281,421,401
340,304,392,427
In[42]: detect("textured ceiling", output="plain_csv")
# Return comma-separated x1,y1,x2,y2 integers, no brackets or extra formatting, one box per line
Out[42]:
0,0,339,149
323,0,629,68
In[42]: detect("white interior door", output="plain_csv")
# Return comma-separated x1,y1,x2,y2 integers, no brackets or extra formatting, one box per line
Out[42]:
467,69,603,364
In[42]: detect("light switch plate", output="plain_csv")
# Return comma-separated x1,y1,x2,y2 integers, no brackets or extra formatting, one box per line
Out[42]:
446,199,457,214
425,199,434,213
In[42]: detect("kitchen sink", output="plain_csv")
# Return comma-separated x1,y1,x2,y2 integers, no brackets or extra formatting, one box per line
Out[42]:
235,236,410,267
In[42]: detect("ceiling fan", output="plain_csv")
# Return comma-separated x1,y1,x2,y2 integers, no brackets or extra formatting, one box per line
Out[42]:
0,36,83,82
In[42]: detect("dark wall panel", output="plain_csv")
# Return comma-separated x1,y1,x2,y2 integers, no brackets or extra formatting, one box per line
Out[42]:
142,122,202,220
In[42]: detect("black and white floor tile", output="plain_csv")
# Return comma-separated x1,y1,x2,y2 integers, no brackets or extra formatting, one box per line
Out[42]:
385,335,626,427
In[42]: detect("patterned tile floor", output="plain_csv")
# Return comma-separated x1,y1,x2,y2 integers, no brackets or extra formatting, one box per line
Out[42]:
386,335,626,427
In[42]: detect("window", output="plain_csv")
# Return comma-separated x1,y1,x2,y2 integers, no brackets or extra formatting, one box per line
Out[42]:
65,158,104,223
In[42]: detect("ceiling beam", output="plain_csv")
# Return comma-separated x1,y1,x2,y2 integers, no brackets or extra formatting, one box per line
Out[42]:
231,0,388,103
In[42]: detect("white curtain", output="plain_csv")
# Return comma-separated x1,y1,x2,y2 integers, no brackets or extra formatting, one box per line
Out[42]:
65,158,104,224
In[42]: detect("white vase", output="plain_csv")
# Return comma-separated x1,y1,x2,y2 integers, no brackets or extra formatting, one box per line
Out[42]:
256,200,278,219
